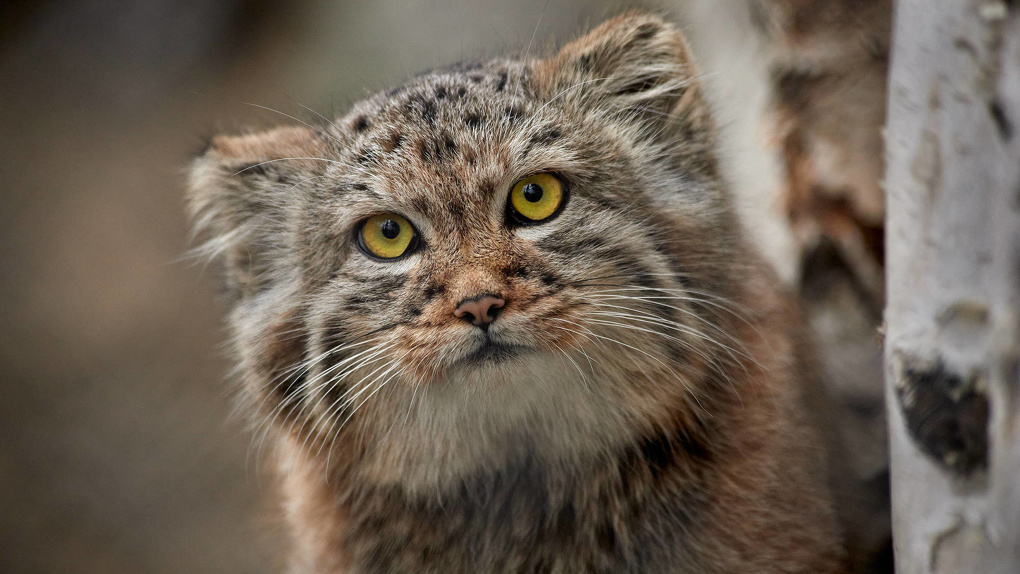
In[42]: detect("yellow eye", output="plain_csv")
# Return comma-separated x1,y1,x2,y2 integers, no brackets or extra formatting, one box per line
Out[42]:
509,173,565,223
359,213,417,259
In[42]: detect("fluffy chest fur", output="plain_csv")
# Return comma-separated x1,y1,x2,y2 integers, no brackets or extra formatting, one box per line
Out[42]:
319,432,713,574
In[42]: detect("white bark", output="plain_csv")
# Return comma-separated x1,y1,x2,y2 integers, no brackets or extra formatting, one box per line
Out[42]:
885,1,1020,573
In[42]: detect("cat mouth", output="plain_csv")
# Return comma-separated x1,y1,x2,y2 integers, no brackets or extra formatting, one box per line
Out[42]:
460,338,532,365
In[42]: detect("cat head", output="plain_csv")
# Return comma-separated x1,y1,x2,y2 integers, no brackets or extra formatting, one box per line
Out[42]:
189,13,751,487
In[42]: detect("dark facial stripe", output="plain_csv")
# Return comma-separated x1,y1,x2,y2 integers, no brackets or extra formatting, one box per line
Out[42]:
523,127,563,157
537,231,609,258
504,261,560,288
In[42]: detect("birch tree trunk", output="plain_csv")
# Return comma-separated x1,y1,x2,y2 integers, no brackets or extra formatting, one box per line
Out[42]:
885,1,1020,572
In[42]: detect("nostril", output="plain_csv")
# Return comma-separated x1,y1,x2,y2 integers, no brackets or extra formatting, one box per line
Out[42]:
482,298,505,322
488,304,503,321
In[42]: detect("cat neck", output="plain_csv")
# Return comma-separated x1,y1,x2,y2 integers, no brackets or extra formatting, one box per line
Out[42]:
282,411,726,573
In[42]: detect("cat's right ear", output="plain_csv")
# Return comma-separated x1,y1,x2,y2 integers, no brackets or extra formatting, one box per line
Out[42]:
187,126,326,298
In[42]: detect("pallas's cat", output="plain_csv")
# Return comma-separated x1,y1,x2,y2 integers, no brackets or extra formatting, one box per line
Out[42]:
188,13,845,574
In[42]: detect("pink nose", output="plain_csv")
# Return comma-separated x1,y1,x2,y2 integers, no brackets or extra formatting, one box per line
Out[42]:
453,295,505,327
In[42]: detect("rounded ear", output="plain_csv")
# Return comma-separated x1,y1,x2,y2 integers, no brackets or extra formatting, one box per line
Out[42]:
534,12,712,140
187,126,325,299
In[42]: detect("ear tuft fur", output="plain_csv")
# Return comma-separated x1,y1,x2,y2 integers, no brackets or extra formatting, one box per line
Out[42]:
535,12,712,139
187,126,324,298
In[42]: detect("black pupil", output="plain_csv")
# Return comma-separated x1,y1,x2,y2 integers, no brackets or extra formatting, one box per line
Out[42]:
380,219,400,239
522,183,543,203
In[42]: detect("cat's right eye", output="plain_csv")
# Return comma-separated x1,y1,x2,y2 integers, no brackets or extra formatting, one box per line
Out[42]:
358,213,418,260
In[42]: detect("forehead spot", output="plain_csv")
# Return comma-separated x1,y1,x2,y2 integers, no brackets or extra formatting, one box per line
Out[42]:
504,106,524,122
523,127,563,157
382,132,404,153
476,179,499,202
418,140,433,163
421,101,437,124
353,115,371,133
448,199,466,220
346,181,379,199
577,52,595,73
532,127,562,144
410,195,431,215
404,94,437,125
412,132,460,166
355,148,377,165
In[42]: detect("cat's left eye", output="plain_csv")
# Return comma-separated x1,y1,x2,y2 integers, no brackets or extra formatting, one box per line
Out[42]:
507,173,566,225
358,213,418,260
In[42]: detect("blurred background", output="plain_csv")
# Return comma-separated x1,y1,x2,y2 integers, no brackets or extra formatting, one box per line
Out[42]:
0,1,888,572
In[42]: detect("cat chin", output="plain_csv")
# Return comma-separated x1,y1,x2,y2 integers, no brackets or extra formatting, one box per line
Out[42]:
352,350,643,492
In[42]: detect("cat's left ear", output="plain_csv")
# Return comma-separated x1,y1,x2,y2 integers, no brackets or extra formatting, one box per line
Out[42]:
535,12,710,137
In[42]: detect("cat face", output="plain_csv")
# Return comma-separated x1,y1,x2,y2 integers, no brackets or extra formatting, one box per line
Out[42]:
190,14,745,482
